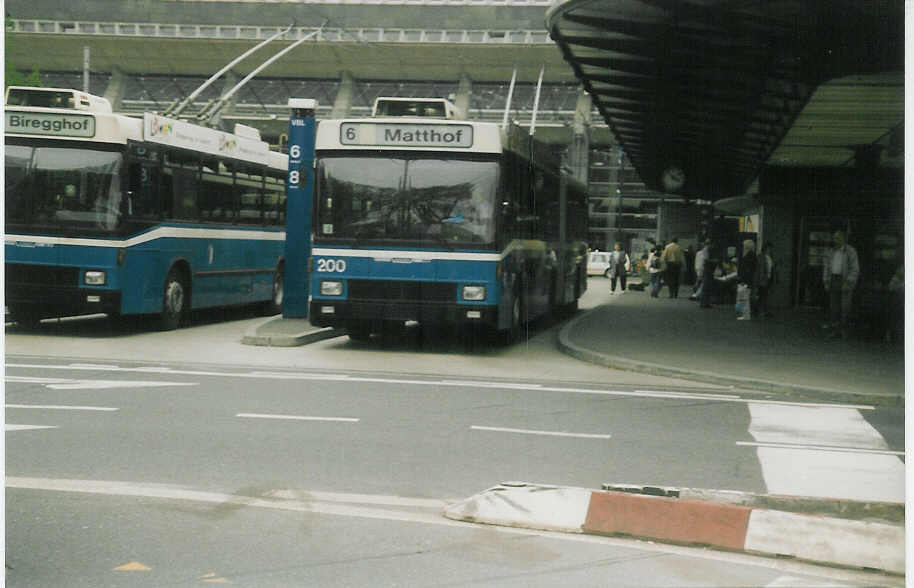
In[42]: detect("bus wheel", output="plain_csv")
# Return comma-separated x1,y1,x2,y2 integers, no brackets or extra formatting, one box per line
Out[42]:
504,287,526,344
160,268,188,331
347,322,372,343
261,265,284,316
9,305,42,329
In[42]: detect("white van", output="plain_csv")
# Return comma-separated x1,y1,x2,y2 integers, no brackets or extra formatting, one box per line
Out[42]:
587,251,612,277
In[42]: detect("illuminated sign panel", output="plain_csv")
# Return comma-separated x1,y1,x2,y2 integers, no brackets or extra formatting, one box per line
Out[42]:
143,113,269,165
5,112,96,138
340,122,473,148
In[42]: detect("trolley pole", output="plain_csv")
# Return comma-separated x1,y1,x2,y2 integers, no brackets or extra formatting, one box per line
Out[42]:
283,98,318,318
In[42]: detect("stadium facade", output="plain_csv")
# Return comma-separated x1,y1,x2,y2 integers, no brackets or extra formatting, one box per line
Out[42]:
7,0,672,253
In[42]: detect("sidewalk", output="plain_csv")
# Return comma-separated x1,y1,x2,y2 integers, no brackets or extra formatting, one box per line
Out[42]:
559,282,906,406
242,281,905,406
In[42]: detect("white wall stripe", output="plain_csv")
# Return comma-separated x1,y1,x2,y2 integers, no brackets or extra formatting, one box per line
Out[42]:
311,247,502,262
6,225,284,249
471,425,611,439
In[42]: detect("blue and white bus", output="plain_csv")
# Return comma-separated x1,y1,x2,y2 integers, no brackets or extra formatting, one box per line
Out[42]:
5,86,288,329
308,98,589,341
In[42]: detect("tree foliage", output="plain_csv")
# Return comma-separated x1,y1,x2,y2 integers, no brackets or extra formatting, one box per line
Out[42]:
6,17,42,88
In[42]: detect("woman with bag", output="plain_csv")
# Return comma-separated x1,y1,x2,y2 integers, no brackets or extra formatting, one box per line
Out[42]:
736,239,758,320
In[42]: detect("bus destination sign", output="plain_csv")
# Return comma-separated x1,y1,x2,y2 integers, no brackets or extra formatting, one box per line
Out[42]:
5,111,96,138
340,122,473,148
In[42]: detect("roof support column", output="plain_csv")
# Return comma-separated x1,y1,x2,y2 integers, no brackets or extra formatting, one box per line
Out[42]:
568,88,591,185
331,71,355,118
210,71,238,129
454,73,472,120
103,66,128,113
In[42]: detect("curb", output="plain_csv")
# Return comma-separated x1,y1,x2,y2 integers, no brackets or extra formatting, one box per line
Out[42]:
241,323,345,347
443,483,905,574
556,306,902,407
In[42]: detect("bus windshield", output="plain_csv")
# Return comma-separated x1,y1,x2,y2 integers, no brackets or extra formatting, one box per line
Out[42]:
5,143,125,232
316,154,498,246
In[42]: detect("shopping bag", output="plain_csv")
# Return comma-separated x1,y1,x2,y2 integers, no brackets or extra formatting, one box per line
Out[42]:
735,283,750,315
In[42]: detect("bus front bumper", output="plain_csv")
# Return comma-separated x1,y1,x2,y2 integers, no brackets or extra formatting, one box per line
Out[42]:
309,301,497,329
6,283,122,319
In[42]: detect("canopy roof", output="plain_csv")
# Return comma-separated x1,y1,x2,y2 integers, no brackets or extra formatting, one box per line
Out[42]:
546,0,903,199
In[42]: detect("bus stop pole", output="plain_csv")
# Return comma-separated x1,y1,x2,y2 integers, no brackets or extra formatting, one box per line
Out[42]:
283,98,318,318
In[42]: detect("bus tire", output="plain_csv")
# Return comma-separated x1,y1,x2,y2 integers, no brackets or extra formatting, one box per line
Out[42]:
160,267,188,331
261,264,284,316
9,304,42,329
503,284,526,344
347,322,372,343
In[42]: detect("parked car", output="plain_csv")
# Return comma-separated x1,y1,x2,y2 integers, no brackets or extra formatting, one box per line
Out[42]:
587,251,612,277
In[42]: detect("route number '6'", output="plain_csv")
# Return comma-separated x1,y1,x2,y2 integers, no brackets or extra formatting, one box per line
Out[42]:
316,258,347,273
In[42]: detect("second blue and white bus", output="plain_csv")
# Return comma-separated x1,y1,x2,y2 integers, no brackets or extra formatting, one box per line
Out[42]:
5,86,288,329
308,98,589,341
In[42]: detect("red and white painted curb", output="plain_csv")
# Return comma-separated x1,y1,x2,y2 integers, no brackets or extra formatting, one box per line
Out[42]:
443,483,905,574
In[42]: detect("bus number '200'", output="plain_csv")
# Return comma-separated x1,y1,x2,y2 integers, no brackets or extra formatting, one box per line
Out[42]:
316,258,347,272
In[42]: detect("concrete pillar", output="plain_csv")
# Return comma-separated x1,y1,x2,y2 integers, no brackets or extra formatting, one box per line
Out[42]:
454,73,471,120
568,89,591,185
103,67,128,112
331,71,355,119
759,202,795,309
210,71,238,129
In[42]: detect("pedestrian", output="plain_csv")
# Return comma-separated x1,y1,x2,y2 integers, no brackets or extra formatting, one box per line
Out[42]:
822,229,859,339
885,258,903,344
608,242,631,293
755,242,775,317
648,246,663,298
660,237,685,298
736,239,757,320
684,245,696,285
690,241,709,301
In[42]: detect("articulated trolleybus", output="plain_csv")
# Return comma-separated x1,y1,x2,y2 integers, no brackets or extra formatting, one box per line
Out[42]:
5,86,288,329
309,97,589,341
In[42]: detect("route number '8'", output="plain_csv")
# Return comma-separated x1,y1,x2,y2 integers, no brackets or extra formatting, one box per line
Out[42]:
316,258,347,273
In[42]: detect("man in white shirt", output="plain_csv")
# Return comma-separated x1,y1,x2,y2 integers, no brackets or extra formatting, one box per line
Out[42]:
822,230,859,339
689,242,709,301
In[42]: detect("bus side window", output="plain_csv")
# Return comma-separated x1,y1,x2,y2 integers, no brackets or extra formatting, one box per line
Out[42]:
200,162,236,223
169,167,199,221
127,162,160,218
236,164,264,224
264,173,286,225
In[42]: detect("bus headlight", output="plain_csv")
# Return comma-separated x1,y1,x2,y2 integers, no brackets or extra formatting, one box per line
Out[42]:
84,271,106,286
320,280,343,296
462,285,486,301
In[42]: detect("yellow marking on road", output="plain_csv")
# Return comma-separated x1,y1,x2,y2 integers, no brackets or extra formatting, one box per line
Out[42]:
113,561,151,571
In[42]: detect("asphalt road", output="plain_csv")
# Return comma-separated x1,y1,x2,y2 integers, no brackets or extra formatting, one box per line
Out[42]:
4,296,905,587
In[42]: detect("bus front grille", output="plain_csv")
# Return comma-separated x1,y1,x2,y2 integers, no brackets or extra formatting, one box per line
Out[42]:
6,263,80,287
347,280,456,303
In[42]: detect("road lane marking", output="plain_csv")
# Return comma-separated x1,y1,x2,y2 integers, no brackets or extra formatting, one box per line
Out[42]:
5,362,876,410
471,425,612,440
5,476,900,586
6,424,58,431
747,403,904,502
6,404,118,411
6,375,197,390
736,441,904,456
236,413,359,423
